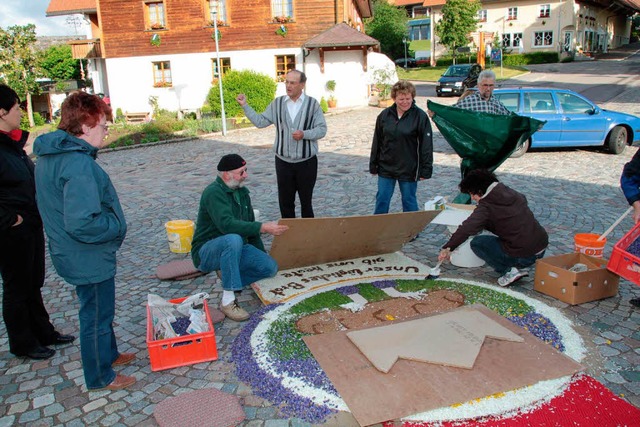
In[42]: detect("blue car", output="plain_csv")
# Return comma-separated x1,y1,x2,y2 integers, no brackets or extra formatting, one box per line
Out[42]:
492,87,640,157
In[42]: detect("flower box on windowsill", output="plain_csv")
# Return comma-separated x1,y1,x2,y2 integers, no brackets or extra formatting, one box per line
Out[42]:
273,16,293,24
153,81,172,88
207,19,226,27
149,23,166,30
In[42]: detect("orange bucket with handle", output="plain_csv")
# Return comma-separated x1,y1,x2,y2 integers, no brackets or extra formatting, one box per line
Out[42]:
574,233,606,258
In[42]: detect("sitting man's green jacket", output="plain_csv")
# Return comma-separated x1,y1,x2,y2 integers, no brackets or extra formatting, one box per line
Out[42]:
191,176,264,268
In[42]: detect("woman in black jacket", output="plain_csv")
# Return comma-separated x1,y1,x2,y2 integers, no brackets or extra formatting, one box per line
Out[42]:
369,80,433,214
0,84,74,360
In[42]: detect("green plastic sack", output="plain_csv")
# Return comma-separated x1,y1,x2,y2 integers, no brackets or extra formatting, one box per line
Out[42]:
427,100,545,203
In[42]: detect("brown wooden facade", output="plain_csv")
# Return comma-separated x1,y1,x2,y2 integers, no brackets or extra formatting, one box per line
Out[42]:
90,0,370,59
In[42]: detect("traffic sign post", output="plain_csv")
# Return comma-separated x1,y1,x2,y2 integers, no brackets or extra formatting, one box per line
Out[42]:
491,49,503,77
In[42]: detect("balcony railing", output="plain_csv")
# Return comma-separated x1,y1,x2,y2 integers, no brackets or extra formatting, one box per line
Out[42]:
69,39,103,59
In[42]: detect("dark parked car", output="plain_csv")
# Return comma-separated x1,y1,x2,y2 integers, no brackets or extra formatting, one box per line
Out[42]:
435,63,482,97
394,57,417,68
492,87,640,157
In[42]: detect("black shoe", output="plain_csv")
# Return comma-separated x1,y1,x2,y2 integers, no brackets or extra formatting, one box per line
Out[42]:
23,346,56,360
52,333,76,345
630,298,640,308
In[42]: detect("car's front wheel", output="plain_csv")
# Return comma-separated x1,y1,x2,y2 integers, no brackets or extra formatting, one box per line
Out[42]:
607,126,628,154
510,138,530,158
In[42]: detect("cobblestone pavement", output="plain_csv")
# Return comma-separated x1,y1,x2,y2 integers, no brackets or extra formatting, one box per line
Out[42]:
2,66,640,426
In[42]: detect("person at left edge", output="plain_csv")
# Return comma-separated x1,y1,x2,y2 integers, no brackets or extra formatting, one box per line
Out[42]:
370,80,433,214
0,84,75,361
33,91,135,391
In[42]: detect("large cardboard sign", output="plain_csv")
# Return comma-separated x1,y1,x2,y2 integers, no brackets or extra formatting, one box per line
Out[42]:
252,251,432,305
347,310,524,373
269,211,441,270
303,304,583,427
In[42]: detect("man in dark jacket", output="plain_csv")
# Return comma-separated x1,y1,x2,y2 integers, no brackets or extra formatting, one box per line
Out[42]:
370,80,433,214
439,169,548,287
191,154,288,321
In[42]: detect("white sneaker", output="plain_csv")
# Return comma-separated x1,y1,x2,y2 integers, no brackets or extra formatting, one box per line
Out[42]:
498,267,528,287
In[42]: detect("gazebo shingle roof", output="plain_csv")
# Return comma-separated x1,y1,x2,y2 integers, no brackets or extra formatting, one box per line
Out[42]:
304,23,379,49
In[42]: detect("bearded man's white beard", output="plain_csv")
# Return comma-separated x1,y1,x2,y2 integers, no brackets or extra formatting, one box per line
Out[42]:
226,177,246,189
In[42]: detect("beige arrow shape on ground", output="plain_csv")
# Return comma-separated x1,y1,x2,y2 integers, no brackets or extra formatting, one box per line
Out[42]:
346,308,525,373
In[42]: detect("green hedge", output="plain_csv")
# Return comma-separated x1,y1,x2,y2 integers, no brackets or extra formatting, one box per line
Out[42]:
207,70,277,118
21,112,46,129
502,51,559,66
436,51,559,67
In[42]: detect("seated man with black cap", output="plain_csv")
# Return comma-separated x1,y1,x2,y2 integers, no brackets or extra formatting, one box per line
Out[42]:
191,154,289,321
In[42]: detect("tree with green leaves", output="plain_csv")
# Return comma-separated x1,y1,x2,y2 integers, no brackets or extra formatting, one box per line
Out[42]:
365,0,408,60
0,24,41,127
435,0,481,61
38,44,83,81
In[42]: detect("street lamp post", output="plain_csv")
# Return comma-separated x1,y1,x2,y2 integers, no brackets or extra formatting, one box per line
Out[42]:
212,1,227,135
402,37,408,68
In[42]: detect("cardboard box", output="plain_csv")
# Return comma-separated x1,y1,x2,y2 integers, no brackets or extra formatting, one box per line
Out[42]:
534,253,619,305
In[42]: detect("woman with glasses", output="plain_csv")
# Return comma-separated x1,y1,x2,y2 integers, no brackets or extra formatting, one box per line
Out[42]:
33,91,135,390
0,84,75,360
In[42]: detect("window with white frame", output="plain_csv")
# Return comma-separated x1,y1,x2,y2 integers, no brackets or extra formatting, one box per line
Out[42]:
502,33,523,48
272,0,293,21
533,31,553,47
507,7,518,20
275,55,295,81
206,0,227,25
513,33,523,47
211,57,231,81
152,61,172,87
539,4,550,18
145,1,166,29
477,9,487,22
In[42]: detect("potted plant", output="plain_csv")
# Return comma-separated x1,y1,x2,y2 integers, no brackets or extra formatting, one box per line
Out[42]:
274,16,292,23
326,80,337,108
371,67,394,108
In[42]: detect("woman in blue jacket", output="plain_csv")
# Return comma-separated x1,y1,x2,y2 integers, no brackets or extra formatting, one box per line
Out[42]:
34,92,135,390
0,84,74,360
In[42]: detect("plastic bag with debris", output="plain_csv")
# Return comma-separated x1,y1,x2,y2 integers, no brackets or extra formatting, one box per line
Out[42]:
148,292,210,340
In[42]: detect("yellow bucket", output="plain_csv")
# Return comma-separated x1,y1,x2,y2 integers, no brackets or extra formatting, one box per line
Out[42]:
165,220,194,253
574,233,606,258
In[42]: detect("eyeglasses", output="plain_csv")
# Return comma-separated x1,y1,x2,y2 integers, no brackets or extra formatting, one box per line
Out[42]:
231,168,248,177
98,123,109,131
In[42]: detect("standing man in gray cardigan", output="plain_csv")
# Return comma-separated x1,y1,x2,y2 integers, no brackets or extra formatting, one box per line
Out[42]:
236,70,327,218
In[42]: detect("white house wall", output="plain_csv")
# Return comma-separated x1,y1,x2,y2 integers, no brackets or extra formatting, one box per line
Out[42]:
304,49,372,108
106,48,303,115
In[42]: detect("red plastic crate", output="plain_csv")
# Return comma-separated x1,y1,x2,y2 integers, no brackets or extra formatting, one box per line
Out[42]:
146,297,218,371
607,221,640,286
